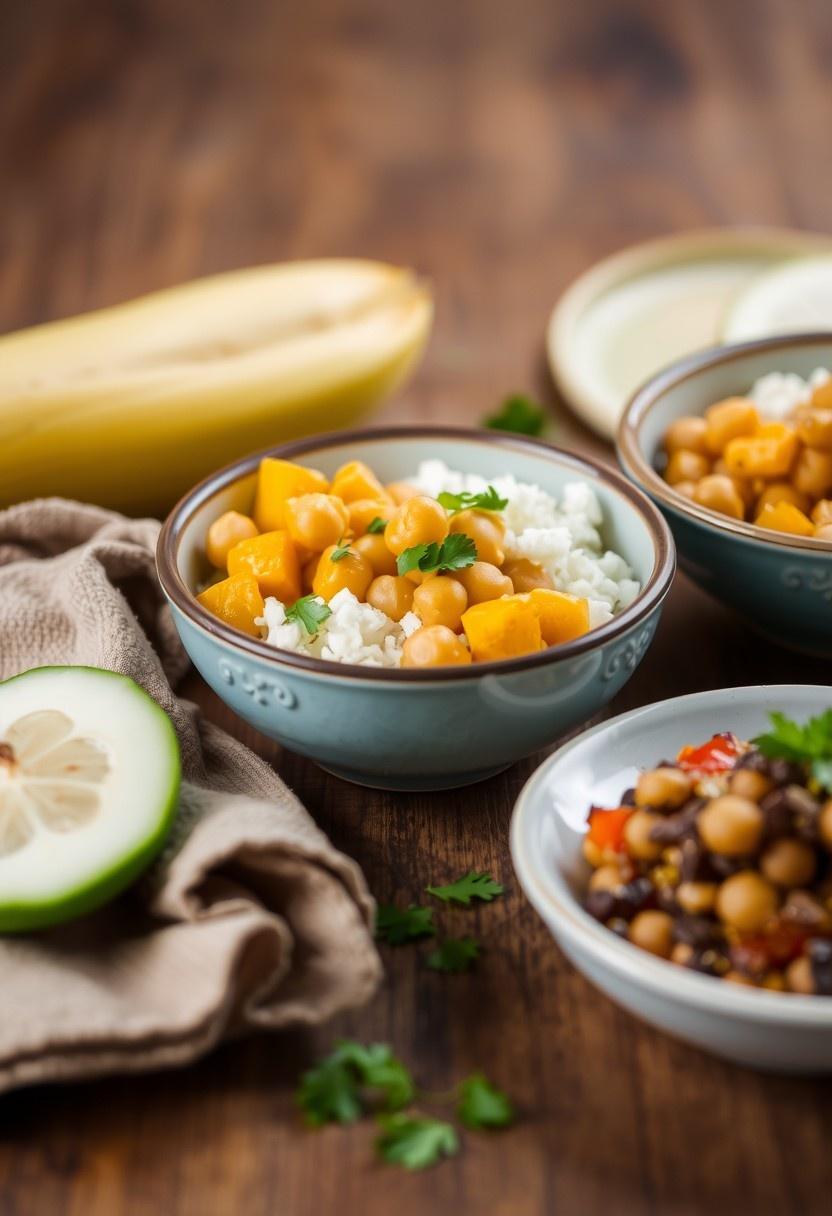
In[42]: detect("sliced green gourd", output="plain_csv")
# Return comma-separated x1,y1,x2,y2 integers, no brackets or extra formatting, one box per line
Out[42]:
0,666,180,932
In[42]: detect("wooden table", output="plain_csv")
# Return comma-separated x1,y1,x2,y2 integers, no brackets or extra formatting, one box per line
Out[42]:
2,1,832,1212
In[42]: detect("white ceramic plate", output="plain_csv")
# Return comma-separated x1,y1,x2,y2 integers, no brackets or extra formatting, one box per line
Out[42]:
548,228,832,440
511,684,832,1073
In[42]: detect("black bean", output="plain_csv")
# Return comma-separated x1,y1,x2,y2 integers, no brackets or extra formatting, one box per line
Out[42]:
780,890,830,930
687,946,730,977
620,787,636,807
768,758,807,787
673,914,721,949
679,836,719,882
759,788,794,839
585,877,654,924
735,748,769,774
808,938,832,996
606,917,630,939
649,799,704,844
708,853,748,879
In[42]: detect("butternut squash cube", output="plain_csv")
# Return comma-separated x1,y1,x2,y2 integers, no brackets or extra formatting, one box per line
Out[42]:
461,597,542,662
523,588,591,645
253,458,330,531
330,460,389,504
754,501,815,537
796,407,832,452
227,530,301,602
197,572,265,637
723,423,799,479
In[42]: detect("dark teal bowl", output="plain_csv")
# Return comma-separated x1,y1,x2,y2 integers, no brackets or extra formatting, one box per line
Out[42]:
618,334,832,657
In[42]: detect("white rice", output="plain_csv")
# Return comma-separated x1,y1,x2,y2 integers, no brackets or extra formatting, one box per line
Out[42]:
256,460,640,665
749,367,829,420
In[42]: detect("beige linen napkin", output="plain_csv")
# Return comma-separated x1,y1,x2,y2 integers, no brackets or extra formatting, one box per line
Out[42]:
0,498,382,1093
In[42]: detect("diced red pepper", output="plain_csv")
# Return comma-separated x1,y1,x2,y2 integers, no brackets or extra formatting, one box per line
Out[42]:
677,732,742,774
587,807,633,854
731,921,809,976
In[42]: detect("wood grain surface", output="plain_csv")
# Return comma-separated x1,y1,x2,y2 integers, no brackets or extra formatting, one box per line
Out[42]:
2,1,832,1213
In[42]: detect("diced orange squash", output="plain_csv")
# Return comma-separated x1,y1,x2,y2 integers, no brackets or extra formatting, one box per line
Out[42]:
311,544,374,602
704,398,759,455
227,531,301,602
811,378,832,409
461,597,543,662
197,572,264,637
347,497,393,535
253,458,330,531
329,460,389,504
754,501,815,537
723,423,799,479
796,407,832,452
522,588,591,645
205,511,259,570
792,447,832,500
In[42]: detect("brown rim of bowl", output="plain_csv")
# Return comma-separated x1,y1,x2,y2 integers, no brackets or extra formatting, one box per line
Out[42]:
156,425,675,683
617,331,832,554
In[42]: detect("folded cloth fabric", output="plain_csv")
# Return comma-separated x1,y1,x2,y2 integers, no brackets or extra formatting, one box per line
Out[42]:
0,498,382,1094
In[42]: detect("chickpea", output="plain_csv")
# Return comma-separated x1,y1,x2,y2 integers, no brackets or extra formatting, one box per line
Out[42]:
711,462,755,508
628,910,674,958
811,499,832,526
796,407,832,452
448,509,506,567
386,480,420,505
793,447,832,500
676,881,718,915
760,838,816,888
384,496,449,557
665,450,711,486
635,766,691,809
366,574,414,621
715,871,779,933
284,493,350,551
501,558,555,593
785,955,815,994
347,498,393,536
622,809,663,861
312,545,373,602
704,397,759,455
453,561,513,605
673,480,697,501
353,532,398,577
582,837,603,867
814,523,832,542
761,970,787,992
818,799,832,850
693,474,745,520
729,768,774,801
664,416,710,456
401,625,472,668
413,575,468,631
698,795,763,856
206,511,259,569
588,864,624,893
755,481,810,515
671,942,694,966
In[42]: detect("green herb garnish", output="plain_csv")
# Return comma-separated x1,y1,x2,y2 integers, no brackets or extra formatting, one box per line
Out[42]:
427,937,480,974
437,486,508,514
426,872,504,906
483,394,546,436
297,1041,414,1126
367,516,388,534
396,533,477,577
753,710,832,792
375,1113,459,1171
284,594,331,636
457,1074,515,1129
376,904,436,945
330,540,351,561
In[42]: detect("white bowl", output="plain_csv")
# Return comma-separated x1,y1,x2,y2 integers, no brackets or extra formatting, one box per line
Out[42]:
510,685,832,1073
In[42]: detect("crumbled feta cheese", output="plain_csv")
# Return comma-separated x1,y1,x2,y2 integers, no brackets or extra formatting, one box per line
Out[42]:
749,368,830,420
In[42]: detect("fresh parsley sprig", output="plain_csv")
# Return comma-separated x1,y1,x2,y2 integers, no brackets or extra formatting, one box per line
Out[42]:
284,594,331,636
753,710,832,792
297,1041,414,1127
426,871,504,905
367,516,388,534
376,904,436,945
483,394,546,436
375,1113,459,1171
437,486,508,514
457,1074,515,1129
427,937,480,974
330,540,351,561
396,533,477,577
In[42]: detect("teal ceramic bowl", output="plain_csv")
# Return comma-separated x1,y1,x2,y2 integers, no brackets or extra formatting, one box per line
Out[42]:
157,427,674,791
618,334,832,657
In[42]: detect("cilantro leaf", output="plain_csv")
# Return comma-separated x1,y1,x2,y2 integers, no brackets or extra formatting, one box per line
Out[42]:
427,937,480,973
426,872,504,906
367,516,388,534
330,540,350,561
284,594,332,636
396,533,477,577
376,904,435,945
483,394,546,436
753,710,832,791
457,1073,515,1130
375,1113,459,1170
437,486,508,514
296,1041,414,1125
